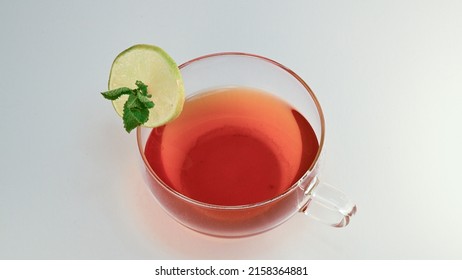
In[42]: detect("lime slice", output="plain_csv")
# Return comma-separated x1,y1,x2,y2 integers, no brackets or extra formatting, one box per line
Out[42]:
108,44,185,127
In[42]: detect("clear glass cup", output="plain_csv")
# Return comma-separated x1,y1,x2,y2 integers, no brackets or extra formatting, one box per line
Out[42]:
137,52,356,237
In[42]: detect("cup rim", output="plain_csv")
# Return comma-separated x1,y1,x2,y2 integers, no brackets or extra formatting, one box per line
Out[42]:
136,52,325,210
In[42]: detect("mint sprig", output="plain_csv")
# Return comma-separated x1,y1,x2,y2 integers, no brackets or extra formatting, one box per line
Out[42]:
101,80,154,133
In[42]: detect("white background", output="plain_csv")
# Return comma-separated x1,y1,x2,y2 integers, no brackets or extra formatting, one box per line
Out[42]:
1,0,461,259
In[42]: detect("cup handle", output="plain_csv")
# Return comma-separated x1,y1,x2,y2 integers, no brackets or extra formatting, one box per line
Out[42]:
299,177,357,227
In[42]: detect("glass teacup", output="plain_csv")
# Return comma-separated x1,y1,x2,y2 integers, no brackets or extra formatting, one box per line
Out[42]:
137,53,356,237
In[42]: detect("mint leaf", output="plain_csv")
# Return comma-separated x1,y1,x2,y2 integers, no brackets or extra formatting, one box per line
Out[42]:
136,92,155,108
101,87,132,100
135,80,148,94
123,96,149,133
125,93,144,109
123,106,149,133
102,80,155,133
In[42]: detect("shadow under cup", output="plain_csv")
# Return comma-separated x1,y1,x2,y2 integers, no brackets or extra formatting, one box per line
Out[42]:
137,53,354,238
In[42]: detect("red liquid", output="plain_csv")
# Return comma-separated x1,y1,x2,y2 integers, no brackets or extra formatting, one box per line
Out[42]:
145,87,319,206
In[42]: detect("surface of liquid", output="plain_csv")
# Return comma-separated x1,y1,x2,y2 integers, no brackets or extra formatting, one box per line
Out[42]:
145,87,319,206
